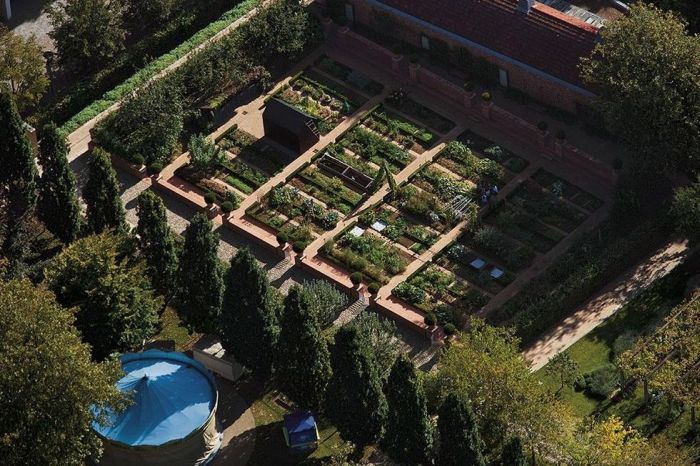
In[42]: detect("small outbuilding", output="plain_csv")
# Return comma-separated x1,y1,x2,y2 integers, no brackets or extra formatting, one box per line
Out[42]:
282,411,320,451
262,98,320,154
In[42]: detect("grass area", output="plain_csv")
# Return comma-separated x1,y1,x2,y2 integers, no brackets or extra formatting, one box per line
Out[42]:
247,391,350,465
536,269,689,419
153,307,201,351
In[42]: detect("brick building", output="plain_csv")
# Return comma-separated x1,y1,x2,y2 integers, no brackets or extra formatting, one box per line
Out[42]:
339,0,603,114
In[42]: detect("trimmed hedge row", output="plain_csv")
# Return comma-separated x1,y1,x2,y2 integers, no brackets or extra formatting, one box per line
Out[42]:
60,0,258,135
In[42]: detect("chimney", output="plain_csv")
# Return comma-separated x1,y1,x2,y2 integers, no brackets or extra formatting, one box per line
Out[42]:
518,0,535,13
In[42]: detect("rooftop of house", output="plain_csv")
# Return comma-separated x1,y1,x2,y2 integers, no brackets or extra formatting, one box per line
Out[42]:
376,0,607,88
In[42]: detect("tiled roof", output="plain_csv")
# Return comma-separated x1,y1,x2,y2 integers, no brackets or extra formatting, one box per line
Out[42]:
376,0,599,88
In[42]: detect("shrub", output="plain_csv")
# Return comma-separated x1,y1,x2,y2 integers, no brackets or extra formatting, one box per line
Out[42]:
443,323,457,336
132,154,145,165
394,282,425,305
147,161,163,174
220,201,234,213
276,232,289,245
368,282,381,294
189,133,224,171
612,331,637,357
292,241,306,254
424,312,437,326
225,191,240,209
204,191,216,205
582,365,622,399
350,272,363,285
481,91,491,102
537,121,549,132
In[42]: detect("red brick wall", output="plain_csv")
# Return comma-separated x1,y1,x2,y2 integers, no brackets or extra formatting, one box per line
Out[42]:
346,0,589,114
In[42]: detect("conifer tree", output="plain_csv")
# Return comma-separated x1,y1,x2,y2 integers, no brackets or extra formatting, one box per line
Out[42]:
220,248,280,377
383,160,398,194
437,393,486,466
0,92,38,265
383,354,433,464
37,123,81,244
275,285,331,410
325,325,387,448
500,436,527,466
136,190,178,292
176,213,223,333
83,148,126,234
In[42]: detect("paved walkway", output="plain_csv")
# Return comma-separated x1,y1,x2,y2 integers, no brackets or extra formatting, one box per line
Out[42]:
210,378,256,466
523,239,691,371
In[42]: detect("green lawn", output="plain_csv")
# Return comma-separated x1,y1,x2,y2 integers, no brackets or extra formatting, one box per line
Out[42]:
153,307,201,351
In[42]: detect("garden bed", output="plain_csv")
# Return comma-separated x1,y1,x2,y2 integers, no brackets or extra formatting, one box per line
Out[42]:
507,181,588,234
339,126,415,173
313,55,384,96
457,129,529,174
531,168,604,212
215,126,294,176
436,243,515,295
483,202,566,253
459,226,536,272
290,165,365,215
434,141,508,187
362,106,438,152
385,90,456,134
358,206,439,255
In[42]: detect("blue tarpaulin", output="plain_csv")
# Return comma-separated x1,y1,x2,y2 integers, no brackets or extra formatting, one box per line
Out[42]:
93,350,216,447
283,411,319,449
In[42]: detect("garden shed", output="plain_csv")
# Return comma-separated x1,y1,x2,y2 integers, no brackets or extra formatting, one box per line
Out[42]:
263,98,320,154
282,411,319,451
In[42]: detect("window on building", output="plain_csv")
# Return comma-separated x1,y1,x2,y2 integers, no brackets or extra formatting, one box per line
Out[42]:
499,68,509,88
421,35,430,50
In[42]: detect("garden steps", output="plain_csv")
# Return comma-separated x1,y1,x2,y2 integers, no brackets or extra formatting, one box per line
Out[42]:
333,299,369,327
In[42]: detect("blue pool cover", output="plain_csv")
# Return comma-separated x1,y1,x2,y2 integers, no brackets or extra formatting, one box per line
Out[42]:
93,350,216,447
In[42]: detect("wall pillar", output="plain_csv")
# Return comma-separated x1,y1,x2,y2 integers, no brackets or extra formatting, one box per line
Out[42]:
1,0,11,21
408,62,420,82
391,54,403,74
481,101,493,120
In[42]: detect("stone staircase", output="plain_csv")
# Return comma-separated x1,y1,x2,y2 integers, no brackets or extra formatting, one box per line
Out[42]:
333,299,369,327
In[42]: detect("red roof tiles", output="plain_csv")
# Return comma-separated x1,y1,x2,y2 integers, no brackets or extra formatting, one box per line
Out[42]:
376,0,599,88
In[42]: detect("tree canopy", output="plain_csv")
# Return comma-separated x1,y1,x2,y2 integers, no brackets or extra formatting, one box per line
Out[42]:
325,325,387,448
220,248,280,377
436,392,485,466
0,279,125,466
275,285,332,410
83,148,127,235
0,27,49,112
37,123,82,244
44,232,161,360
136,190,179,292
669,176,700,243
176,213,223,333
302,279,348,328
580,3,700,174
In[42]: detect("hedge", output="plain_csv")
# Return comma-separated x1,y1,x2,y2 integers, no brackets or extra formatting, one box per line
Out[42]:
60,0,258,135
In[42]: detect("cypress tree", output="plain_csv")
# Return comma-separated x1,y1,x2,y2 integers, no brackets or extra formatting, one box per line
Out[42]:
500,436,527,466
325,325,387,448
37,123,81,243
83,147,126,234
383,160,397,194
136,190,178,292
437,393,486,466
275,285,331,410
0,92,38,264
383,354,433,465
220,248,279,377
176,213,223,334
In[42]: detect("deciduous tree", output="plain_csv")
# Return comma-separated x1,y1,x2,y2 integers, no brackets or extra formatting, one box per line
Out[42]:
0,279,125,466
189,133,224,172
383,354,433,465
136,190,178,292
44,232,162,360
176,213,223,333
580,3,700,174
302,279,348,328
0,27,49,111
220,248,280,377
669,177,700,243
49,0,126,73
83,148,126,234
275,285,331,410
437,393,485,466
37,123,82,244
325,325,387,448
545,352,580,397
500,436,527,466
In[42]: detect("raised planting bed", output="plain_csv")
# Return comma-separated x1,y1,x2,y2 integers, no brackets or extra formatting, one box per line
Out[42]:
246,185,341,249
216,126,294,176
458,226,536,272
508,180,588,234
393,264,489,326
291,165,365,215
362,106,438,152
276,72,360,134
385,89,456,134
412,165,477,205
458,129,529,174
174,163,243,205
483,202,566,253
219,158,267,194
339,126,415,173
436,243,516,295
435,141,508,186
358,206,439,255
390,184,455,233
320,224,411,284
313,55,384,96
531,168,604,212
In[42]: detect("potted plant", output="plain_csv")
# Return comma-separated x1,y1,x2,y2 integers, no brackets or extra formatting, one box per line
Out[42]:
350,272,363,286
203,191,216,206
147,161,163,175
276,232,289,247
481,91,491,102
424,312,437,327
